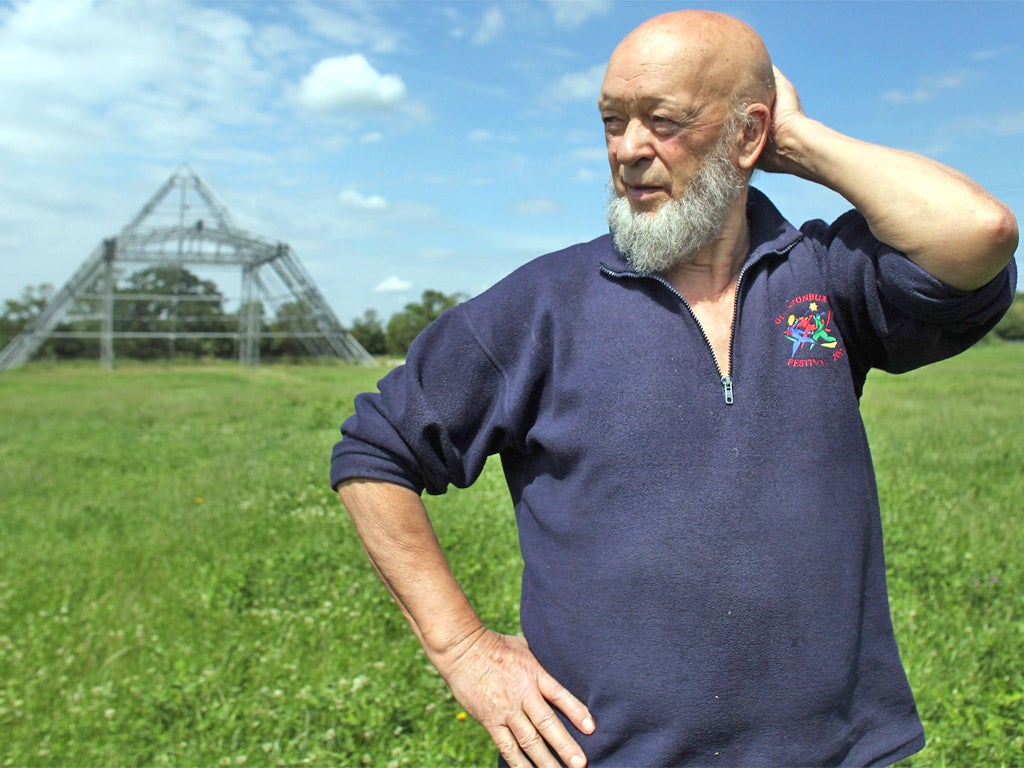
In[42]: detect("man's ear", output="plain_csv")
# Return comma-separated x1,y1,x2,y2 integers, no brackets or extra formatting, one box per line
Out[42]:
737,103,771,171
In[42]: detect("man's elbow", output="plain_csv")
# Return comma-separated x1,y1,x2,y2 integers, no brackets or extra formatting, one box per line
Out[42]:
947,200,1019,291
977,199,1019,274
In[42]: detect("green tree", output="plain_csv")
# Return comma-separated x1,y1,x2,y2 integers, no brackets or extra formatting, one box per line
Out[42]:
0,284,53,350
0,283,91,360
117,267,231,360
385,289,464,357
349,309,386,356
264,300,315,359
993,293,1024,341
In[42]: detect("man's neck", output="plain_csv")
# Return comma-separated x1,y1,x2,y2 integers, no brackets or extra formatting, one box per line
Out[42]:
665,197,750,303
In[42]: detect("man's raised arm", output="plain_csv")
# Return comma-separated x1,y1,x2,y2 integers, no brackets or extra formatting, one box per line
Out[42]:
758,67,1018,291
337,478,595,768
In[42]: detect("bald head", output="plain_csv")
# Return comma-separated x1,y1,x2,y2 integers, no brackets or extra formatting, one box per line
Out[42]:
606,10,775,109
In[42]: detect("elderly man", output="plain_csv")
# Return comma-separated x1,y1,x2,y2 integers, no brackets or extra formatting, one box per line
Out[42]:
331,10,1017,768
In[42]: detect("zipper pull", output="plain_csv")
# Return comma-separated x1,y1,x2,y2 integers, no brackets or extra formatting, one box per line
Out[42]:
721,375,734,405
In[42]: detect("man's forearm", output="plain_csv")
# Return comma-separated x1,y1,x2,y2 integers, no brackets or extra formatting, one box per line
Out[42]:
337,478,485,659
773,117,1016,290
761,68,1018,291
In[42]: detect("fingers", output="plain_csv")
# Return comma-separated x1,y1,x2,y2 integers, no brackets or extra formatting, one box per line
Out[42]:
489,723,539,768
769,65,803,117
505,717,563,768
538,670,596,736
526,695,588,768
491,707,588,768
492,682,590,768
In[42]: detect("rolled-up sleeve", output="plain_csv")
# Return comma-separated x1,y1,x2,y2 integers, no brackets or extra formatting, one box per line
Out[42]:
330,304,516,495
810,211,1017,376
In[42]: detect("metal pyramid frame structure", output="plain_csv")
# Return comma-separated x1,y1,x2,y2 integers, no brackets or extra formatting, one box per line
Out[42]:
0,164,373,369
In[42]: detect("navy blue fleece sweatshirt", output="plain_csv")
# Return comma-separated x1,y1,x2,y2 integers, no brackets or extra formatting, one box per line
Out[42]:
331,189,1015,767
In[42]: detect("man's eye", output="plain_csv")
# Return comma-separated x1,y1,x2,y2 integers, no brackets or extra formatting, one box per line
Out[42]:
603,116,626,134
651,116,678,135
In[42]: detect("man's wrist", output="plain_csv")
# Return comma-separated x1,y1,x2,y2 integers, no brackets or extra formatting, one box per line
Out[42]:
417,609,488,661
769,115,844,184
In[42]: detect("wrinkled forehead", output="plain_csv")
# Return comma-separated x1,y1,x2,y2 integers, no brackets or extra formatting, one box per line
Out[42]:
599,35,732,112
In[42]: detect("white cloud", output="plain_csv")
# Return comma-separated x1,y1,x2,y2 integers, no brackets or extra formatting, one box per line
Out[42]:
473,6,505,45
290,2,401,53
513,197,560,216
339,189,389,210
882,69,973,105
971,46,1012,61
547,0,612,28
0,0,269,160
418,247,457,261
375,276,412,292
298,54,406,111
467,129,518,144
927,110,1024,153
360,131,384,143
549,64,606,103
989,111,1024,135
881,88,931,106
439,5,468,40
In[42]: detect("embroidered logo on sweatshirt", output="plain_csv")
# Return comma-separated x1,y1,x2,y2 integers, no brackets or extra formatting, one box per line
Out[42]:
775,294,845,368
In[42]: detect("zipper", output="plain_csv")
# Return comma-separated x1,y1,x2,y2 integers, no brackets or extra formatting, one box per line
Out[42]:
661,269,745,406
721,375,734,405
716,259,754,406
712,239,801,404
600,238,799,406
602,267,737,404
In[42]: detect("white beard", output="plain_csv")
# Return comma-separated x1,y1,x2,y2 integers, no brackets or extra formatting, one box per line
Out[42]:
607,136,744,274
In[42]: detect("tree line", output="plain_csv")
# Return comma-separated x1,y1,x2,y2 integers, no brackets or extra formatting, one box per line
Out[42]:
346,288,464,357
0,266,464,363
2,266,1022,363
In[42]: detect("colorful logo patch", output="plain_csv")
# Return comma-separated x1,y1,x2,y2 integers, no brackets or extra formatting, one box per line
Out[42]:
775,293,845,368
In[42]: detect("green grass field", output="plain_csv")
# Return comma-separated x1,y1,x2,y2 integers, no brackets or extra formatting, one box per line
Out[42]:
0,345,1021,767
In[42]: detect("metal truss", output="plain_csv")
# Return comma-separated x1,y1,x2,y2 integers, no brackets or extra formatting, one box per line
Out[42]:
0,164,374,370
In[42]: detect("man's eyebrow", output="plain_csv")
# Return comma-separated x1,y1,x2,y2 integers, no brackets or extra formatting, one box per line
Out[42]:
598,95,702,120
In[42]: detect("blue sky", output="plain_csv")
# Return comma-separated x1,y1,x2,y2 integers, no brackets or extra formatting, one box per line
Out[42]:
1,0,1021,323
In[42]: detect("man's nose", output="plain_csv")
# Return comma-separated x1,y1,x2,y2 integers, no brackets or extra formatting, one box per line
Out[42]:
614,119,655,165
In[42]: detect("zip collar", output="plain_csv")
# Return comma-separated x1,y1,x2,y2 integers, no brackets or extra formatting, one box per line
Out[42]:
596,188,805,406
